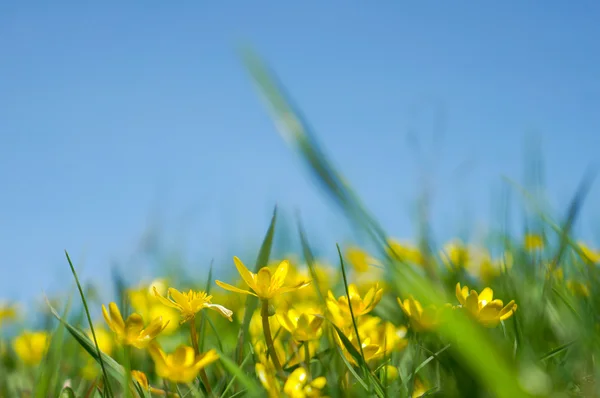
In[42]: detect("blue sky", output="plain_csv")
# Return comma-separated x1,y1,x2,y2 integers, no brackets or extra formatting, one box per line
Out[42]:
1,2,599,306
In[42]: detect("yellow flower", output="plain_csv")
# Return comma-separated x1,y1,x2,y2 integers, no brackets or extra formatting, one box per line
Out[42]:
345,246,376,273
359,316,408,353
129,280,180,334
455,283,517,327
283,367,327,398
215,256,311,300
102,302,168,349
387,239,423,265
335,329,383,365
0,302,17,328
578,242,600,264
276,307,324,342
148,342,219,384
153,287,233,324
131,370,149,390
255,362,280,398
397,296,448,332
12,330,50,366
524,234,544,251
441,240,471,270
327,283,383,327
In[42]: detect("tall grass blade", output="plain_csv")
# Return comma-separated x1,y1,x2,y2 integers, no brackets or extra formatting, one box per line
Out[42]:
64,250,114,397
241,46,532,398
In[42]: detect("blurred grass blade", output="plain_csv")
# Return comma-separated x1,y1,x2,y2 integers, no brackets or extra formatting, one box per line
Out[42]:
65,250,114,398
220,352,253,398
240,46,389,249
235,206,277,363
297,217,326,305
217,351,262,397
35,286,76,398
539,339,577,362
241,45,532,398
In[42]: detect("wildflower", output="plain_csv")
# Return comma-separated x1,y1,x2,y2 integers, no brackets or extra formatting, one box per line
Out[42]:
345,246,374,272
148,342,219,384
382,365,399,383
153,287,233,324
578,242,600,264
397,296,449,332
102,302,168,349
524,234,544,251
12,330,49,366
335,329,384,365
129,280,180,334
216,256,310,300
283,367,327,398
327,283,383,327
277,306,324,342
387,239,423,265
131,370,149,390
359,315,408,353
455,283,517,327
0,302,17,328
441,240,471,270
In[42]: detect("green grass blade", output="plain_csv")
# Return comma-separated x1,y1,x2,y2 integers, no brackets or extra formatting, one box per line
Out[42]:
220,352,253,398
241,46,532,398
539,339,577,362
217,351,262,398
336,244,366,365
297,218,326,305
64,250,114,398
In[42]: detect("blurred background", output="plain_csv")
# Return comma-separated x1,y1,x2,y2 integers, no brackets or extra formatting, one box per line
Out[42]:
1,2,599,310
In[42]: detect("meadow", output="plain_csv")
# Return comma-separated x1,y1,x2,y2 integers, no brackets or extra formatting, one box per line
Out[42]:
1,48,599,398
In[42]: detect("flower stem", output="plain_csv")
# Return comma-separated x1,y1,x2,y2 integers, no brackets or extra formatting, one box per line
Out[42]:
190,316,213,396
261,299,286,379
304,342,312,380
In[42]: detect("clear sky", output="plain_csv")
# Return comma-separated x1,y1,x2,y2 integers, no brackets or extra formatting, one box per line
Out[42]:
1,2,599,307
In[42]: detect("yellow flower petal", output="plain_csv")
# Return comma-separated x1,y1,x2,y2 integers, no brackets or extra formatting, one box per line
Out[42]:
215,280,258,296
233,256,257,290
